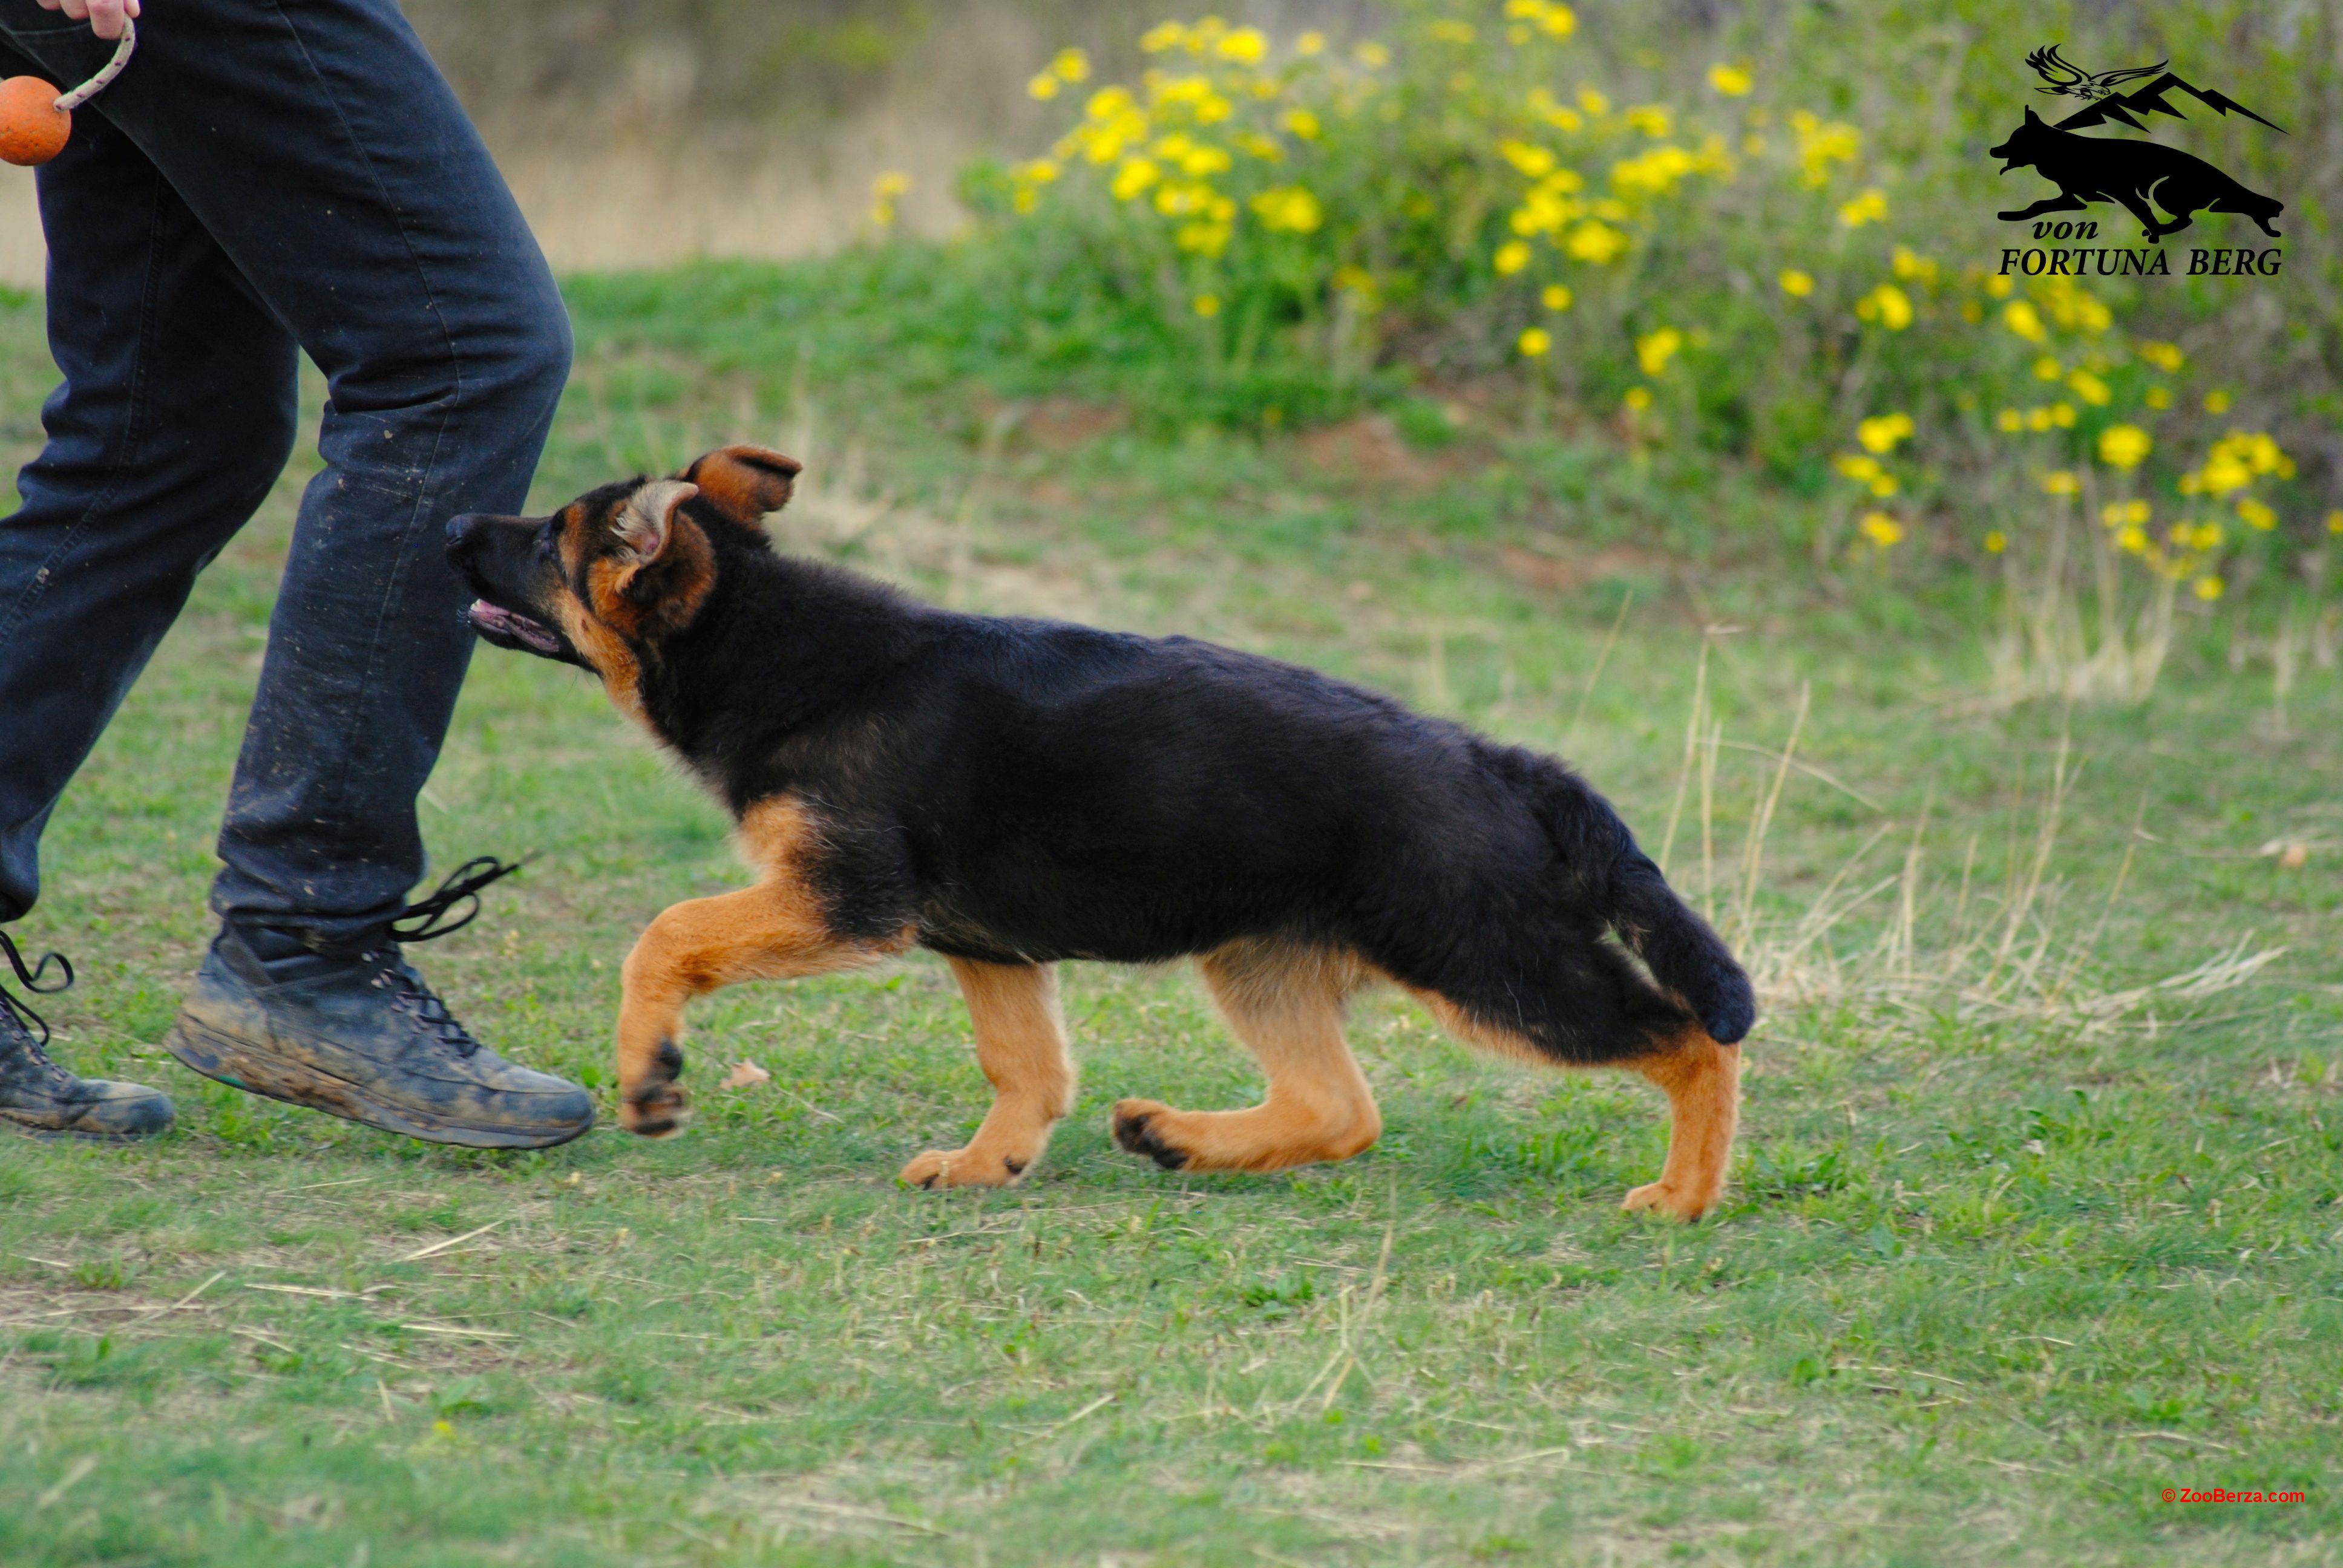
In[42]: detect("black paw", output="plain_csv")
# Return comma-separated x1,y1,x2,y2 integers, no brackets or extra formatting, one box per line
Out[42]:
1113,1109,1188,1171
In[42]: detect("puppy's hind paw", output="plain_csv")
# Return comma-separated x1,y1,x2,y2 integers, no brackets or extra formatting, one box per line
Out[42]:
1622,1179,1717,1223
1110,1099,1189,1171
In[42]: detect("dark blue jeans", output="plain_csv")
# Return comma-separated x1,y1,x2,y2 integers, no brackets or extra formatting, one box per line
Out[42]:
0,0,570,949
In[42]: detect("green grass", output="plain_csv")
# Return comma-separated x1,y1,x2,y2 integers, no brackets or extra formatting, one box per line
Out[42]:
1,264,2338,1567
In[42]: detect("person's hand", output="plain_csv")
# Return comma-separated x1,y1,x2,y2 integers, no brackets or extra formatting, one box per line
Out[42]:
33,0,141,43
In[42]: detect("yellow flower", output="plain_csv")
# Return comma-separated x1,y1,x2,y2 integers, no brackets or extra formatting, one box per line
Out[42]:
1499,139,1556,178
1192,294,1222,318
1216,27,1267,63
1833,452,1883,483
1028,72,1061,100
1429,19,1477,44
2032,355,2062,381
2117,524,2148,554
1985,273,2015,298
2049,402,2076,428
1110,158,1160,201
1297,31,1326,56
2139,339,2185,373
2328,510,2343,536
1624,105,1672,138
1995,408,2023,433
1542,283,1574,311
1984,529,2008,554
1284,108,1321,140
1859,511,1904,547
2145,385,2173,410
2067,368,2111,406
2189,521,2224,551
1355,41,1391,68
1837,188,1888,227
1624,385,1653,411
2194,575,2224,601
1708,63,1754,96
1250,185,1323,233
2025,407,2054,433
2040,470,2080,496
2097,423,2150,469
2099,498,2150,526
1856,412,1915,454
2204,389,2232,414
1141,22,1188,53
869,170,911,227
1050,48,1091,83
1175,221,1231,256
1870,474,1898,497
1564,220,1628,263
1578,87,1611,116
1635,326,1683,376
2236,497,2277,531
2002,300,2046,343
1778,268,1815,298
1518,325,1553,358
1494,240,1533,276
1890,246,1938,284
1856,284,1913,330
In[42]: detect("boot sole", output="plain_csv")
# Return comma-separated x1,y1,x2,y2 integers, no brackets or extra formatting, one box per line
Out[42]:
0,1110,168,1145
163,1018,592,1152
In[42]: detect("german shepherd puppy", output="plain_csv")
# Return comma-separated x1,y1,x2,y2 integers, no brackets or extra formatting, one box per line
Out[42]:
445,448,1755,1218
1990,106,2282,241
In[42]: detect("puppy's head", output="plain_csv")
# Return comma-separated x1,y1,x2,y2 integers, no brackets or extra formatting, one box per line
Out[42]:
445,446,802,688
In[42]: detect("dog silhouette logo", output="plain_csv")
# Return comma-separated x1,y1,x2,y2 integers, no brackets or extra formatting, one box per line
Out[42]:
1990,44,2284,244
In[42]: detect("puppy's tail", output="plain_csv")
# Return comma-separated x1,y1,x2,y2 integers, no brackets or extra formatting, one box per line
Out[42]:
1495,745,1757,1044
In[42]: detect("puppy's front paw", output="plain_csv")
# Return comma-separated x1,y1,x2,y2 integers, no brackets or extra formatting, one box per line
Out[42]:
1622,1179,1715,1222
899,1146,1031,1189
1110,1099,1189,1171
620,1037,690,1138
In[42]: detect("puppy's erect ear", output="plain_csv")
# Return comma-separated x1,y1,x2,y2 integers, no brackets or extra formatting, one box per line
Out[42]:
680,446,803,528
614,479,699,564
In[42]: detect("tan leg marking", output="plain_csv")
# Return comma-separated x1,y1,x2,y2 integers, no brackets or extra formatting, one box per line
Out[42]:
1112,942,1380,1174
616,798,907,1137
900,959,1075,1190
1619,1028,1742,1221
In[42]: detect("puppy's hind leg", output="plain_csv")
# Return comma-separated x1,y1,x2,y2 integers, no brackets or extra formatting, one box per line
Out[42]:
1113,941,1380,1174
901,959,1075,1189
1620,1027,1742,1222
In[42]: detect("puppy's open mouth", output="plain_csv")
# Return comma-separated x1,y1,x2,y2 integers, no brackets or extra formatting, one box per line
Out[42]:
468,599,565,657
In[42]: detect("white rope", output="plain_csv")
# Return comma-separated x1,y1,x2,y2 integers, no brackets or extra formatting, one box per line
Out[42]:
53,19,136,113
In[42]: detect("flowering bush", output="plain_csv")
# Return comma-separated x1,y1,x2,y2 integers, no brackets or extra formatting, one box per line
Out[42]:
960,4,2322,653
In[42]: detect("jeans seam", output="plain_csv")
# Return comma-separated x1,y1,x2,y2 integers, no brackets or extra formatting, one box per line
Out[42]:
253,0,465,895
0,157,169,655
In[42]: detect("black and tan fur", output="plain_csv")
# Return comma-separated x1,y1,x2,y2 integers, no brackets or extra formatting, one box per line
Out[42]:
445,449,1755,1218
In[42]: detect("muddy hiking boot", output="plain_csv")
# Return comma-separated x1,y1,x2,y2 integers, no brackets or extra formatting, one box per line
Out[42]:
0,933,177,1142
165,858,594,1150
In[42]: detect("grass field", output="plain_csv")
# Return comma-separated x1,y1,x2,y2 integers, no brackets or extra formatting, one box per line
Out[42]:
1,264,2339,1566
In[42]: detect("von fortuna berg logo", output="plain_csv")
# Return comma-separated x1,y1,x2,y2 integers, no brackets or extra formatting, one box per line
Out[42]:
1990,43,2285,279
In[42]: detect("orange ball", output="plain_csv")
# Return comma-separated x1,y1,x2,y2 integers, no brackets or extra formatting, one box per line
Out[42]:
0,76,70,167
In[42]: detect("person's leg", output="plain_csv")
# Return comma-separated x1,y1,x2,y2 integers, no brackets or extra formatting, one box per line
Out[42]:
0,36,300,928
0,2,588,1148
0,29,302,1140
0,0,572,949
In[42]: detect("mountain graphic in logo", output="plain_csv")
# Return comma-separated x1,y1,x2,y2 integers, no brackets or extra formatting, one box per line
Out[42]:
1990,44,2284,243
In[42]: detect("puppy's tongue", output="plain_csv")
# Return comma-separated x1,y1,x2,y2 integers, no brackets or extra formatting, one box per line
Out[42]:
468,599,563,655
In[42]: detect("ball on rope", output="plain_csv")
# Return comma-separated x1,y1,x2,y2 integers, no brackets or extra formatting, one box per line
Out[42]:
0,22,139,168
0,76,70,167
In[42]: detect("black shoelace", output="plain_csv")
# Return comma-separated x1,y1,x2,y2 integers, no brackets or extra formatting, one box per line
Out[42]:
0,929,73,1059
360,857,528,1059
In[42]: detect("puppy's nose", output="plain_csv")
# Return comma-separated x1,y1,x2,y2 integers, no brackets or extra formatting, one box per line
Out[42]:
444,514,481,562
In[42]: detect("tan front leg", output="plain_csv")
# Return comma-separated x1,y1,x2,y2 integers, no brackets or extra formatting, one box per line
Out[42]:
1620,1028,1742,1221
616,876,891,1137
900,959,1074,1189
1112,941,1380,1174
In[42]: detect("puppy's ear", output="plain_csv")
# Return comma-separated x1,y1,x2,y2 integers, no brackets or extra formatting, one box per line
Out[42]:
680,446,803,527
614,480,700,564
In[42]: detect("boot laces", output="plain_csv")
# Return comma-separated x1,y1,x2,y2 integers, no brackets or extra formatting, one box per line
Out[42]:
0,930,76,1084
359,857,526,1060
